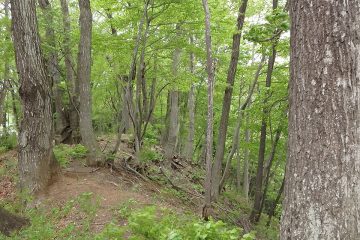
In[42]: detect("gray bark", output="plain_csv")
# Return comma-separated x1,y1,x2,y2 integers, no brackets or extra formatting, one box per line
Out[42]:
164,25,181,159
11,0,58,192
281,1,360,239
38,0,67,136
201,0,215,220
0,82,8,131
134,11,150,154
164,90,180,159
60,0,80,144
184,36,196,160
8,81,20,132
77,0,103,166
242,121,250,199
0,1,10,132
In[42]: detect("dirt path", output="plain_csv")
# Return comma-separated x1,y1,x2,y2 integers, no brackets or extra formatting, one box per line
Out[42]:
34,160,196,233
0,146,202,234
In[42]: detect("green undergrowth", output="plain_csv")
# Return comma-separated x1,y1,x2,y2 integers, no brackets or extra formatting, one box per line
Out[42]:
53,144,88,167
1,192,256,240
0,133,17,153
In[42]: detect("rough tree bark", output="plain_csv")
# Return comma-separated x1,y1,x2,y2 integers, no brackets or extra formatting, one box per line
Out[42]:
281,1,360,239
38,0,67,137
77,0,103,166
211,0,248,200
60,0,80,144
11,0,59,192
164,25,181,160
201,0,215,220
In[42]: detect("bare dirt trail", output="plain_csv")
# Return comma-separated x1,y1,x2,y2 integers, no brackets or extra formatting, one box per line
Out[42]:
1,148,199,234
35,159,194,232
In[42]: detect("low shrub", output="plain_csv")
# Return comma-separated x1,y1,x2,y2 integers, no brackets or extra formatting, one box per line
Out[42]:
53,144,88,167
0,134,17,151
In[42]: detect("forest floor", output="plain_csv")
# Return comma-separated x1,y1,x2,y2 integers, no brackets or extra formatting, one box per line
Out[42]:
0,137,277,239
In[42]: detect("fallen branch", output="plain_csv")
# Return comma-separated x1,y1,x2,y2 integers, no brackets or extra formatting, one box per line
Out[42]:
124,157,149,182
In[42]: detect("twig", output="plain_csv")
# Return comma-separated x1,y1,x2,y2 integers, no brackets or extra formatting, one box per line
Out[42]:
90,167,100,173
124,157,149,182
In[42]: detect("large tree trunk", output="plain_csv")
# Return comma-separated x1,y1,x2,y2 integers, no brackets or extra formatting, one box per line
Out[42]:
201,0,214,220
0,207,29,237
11,0,58,192
281,1,360,239
164,91,180,159
164,26,181,159
77,0,103,166
211,0,248,200
38,0,67,137
60,0,80,144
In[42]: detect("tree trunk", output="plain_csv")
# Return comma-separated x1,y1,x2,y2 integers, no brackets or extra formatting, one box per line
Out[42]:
113,2,148,155
249,46,277,223
60,0,80,144
8,81,20,132
0,207,29,237
38,0,67,137
250,0,279,222
11,0,58,192
0,0,10,133
267,176,284,227
164,91,180,159
219,56,266,192
211,0,248,200
0,82,7,131
77,0,103,166
134,11,150,154
201,0,215,220
148,54,157,122
242,122,250,199
281,1,360,239
184,36,196,160
164,25,181,159
256,128,281,222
